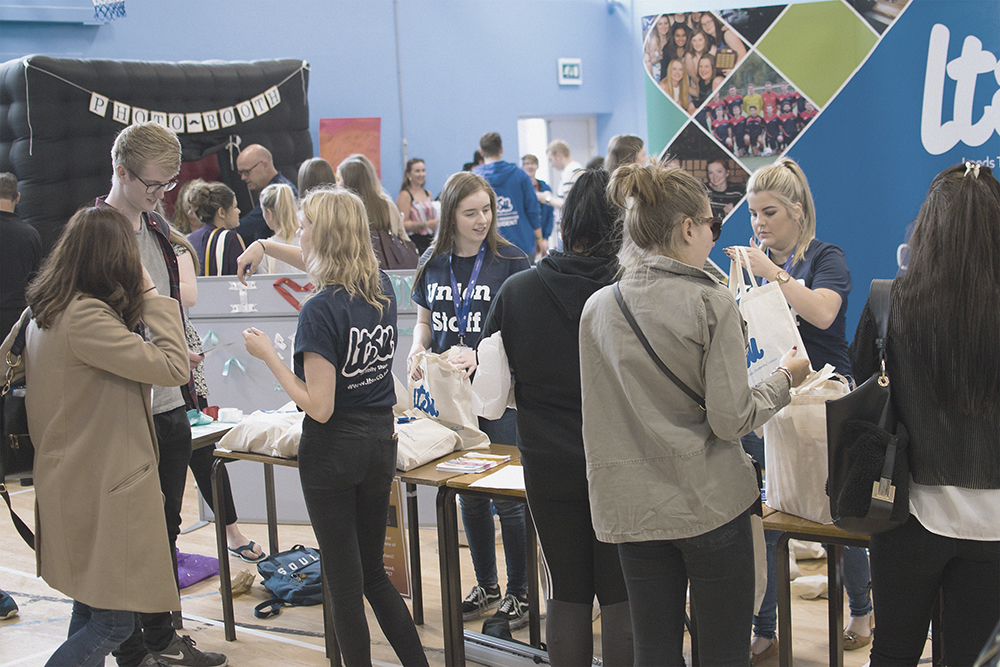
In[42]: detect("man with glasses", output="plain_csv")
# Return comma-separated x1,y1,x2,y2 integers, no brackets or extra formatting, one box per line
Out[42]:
99,122,227,667
234,144,296,245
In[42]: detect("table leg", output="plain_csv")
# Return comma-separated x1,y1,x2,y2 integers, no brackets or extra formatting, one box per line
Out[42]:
776,532,793,666
406,482,423,625
212,458,236,641
524,505,541,648
437,487,464,665
827,544,846,667
263,463,279,556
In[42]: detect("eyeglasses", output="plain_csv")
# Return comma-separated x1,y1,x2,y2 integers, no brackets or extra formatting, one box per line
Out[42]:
132,173,177,194
238,160,264,178
703,216,723,242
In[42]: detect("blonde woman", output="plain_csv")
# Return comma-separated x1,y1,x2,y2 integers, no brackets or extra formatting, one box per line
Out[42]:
238,186,428,667
659,59,690,109
259,182,301,273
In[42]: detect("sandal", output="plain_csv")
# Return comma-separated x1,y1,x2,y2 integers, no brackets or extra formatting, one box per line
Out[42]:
228,541,266,563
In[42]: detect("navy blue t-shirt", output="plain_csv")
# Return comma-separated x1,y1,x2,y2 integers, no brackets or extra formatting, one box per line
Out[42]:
784,238,853,376
411,244,530,353
293,271,397,409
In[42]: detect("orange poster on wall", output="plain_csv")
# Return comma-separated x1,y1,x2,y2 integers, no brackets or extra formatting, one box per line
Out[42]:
319,117,381,179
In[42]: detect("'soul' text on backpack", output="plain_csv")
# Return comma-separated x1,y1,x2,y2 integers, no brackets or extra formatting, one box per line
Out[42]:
254,544,323,618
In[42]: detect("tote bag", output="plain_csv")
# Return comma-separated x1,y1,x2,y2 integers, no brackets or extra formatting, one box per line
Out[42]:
471,331,516,420
763,365,849,524
407,350,489,449
729,247,809,386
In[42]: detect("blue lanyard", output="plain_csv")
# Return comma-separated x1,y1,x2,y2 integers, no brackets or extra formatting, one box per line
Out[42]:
449,241,487,346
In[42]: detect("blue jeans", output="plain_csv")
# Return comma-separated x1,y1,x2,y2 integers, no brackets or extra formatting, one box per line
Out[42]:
459,409,527,597
619,507,756,667
49,601,134,667
298,407,427,667
741,433,872,639
869,515,999,666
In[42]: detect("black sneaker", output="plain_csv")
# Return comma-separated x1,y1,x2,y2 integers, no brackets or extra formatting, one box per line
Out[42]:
138,655,167,667
462,584,501,621
492,593,529,630
0,590,18,620
153,634,227,666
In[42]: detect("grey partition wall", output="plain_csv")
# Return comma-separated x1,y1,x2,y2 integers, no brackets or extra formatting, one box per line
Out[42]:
187,270,419,524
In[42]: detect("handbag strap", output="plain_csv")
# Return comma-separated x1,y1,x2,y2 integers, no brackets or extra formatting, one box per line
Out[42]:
613,283,706,411
867,279,900,516
2,487,34,549
4,309,31,394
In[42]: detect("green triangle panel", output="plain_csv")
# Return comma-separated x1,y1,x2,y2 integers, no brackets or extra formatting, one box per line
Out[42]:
645,75,691,158
756,0,877,108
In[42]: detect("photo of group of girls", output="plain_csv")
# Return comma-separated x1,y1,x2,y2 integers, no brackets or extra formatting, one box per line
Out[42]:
643,11,748,115
699,77,817,158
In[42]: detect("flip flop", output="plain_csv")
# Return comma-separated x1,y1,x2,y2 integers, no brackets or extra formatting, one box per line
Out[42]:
228,541,266,563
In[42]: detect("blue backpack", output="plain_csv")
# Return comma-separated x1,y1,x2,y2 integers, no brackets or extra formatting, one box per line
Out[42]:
254,545,323,618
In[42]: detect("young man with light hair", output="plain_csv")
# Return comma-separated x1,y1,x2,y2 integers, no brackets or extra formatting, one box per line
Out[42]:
100,122,227,667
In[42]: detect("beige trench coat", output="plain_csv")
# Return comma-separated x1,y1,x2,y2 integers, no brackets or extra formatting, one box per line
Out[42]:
2,295,189,613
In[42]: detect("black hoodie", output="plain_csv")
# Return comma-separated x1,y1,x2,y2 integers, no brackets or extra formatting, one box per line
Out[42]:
481,252,620,478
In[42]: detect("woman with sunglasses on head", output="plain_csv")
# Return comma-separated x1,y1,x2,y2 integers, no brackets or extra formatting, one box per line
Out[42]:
581,163,808,666
724,157,871,662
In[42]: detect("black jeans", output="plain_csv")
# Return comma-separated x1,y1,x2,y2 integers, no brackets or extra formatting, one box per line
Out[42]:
188,445,237,523
114,406,191,665
618,506,755,667
522,467,628,606
298,407,427,667
869,514,1000,666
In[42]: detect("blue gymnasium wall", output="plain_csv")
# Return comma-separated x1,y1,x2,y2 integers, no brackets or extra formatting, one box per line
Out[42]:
0,0,643,195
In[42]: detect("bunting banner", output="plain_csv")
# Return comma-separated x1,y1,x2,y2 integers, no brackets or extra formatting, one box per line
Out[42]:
25,59,307,134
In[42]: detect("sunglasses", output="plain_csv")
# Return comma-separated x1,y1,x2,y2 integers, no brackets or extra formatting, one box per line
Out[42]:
703,216,723,242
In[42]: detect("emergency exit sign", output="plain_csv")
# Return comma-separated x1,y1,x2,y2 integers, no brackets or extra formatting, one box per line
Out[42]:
558,58,582,85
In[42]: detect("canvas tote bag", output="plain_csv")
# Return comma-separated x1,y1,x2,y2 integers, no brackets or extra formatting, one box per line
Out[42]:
407,349,489,449
729,246,809,386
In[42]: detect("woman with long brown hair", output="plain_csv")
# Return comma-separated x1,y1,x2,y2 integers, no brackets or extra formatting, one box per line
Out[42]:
850,163,1000,666
1,206,189,666
406,171,533,628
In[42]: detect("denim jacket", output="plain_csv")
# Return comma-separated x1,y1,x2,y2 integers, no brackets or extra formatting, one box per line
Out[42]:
580,254,790,543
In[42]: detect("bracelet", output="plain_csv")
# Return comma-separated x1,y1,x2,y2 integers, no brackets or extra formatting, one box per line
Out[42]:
774,366,793,387
144,287,157,294
256,239,267,254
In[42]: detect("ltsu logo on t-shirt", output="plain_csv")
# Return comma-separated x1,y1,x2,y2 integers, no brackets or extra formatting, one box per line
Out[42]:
425,282,492,335
343,325,395,391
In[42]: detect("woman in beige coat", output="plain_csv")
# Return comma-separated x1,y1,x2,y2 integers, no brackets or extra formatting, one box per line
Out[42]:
2,206,190,667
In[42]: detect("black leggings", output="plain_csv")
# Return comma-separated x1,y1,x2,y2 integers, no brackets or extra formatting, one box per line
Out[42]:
188,445,237,524
298,408,427,667
522,466,628,606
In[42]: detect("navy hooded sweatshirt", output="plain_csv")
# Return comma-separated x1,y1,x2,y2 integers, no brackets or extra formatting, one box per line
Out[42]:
481,252,620,478
473,160,541,256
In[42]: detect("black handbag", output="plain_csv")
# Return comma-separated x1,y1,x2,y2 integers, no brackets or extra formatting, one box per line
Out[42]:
2,310,36,548
826,279,909,536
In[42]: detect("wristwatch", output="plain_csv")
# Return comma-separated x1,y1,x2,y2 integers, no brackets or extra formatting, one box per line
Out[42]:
774,269,791,284
544,193,552,204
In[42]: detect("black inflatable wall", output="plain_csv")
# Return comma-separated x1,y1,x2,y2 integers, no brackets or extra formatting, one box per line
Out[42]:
0,56,312,251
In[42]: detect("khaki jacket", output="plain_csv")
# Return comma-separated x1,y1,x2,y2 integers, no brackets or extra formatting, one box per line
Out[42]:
580,255,790,543
2,295,189,612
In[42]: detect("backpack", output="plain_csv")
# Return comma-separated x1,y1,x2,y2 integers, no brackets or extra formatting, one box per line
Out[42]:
254,545,323,618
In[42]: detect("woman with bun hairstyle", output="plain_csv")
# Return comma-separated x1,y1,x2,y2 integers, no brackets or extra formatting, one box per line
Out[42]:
580,163,808,665
185,181,245,276
240,186,428,667
1,206,189,667
258,182,301,274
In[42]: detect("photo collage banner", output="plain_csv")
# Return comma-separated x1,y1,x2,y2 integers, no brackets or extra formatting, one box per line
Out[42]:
642,0,999,333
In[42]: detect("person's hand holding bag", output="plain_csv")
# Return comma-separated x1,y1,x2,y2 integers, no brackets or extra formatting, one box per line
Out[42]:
778,346,810,388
